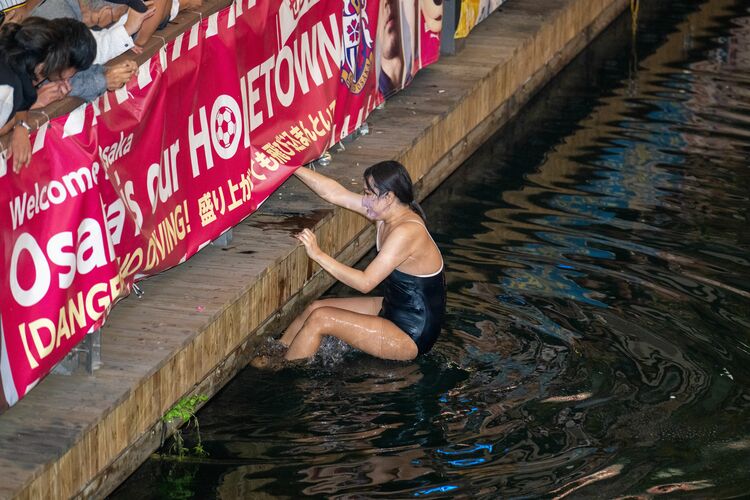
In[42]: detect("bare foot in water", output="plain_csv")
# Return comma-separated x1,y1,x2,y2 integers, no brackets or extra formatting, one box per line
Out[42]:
249,354,293,371
249,355,272,369
249,339,288,370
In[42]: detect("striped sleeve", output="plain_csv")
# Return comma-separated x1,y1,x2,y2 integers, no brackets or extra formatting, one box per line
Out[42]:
0,0,26,11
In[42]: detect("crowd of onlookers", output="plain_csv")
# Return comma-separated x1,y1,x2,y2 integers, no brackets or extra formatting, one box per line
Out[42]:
1,0,200,170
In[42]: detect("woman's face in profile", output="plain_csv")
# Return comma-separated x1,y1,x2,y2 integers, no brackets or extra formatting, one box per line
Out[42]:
362,179,391,219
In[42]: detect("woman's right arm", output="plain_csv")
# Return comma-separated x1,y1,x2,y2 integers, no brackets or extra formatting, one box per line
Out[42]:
294,167,369,218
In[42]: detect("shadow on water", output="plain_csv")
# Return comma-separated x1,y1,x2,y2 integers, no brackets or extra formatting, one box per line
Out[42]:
112,0,750,497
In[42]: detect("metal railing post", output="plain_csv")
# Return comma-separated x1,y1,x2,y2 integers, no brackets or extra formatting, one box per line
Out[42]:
211,228,234,247
51,328,101,376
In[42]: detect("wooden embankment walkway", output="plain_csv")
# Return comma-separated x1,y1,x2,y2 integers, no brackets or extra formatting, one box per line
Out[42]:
0,0,628,497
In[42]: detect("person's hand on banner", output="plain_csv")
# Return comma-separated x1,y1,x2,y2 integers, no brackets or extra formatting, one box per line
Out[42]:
9,120,32,172
105,60,138,91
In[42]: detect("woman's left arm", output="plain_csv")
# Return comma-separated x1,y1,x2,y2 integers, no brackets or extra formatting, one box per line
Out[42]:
296,227,411,293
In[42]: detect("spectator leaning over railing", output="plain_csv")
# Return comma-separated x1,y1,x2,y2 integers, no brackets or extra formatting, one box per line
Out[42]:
0,17,96,169
5,0,155,102
15,0,205,55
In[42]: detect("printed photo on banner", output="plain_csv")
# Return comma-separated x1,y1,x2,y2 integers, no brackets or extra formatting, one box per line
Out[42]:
374,0,442,99
377,0,418,97
420,0,443,67
455,0,505,38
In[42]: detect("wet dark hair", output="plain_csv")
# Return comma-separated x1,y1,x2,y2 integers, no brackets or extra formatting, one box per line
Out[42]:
363,160,427,221
0,17,95,82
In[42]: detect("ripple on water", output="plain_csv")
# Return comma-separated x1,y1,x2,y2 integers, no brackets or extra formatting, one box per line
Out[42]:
111,1,750,498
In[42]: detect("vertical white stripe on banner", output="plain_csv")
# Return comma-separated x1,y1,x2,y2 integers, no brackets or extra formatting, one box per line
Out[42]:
206,12,219,38
63,103,87,138
102,92,112,113
0,150,7,178
32,121,48,154
138,61,153,89
90,97,101,126
159,46,168,72
227,2,236,28
355,106,364,130
338,115,350,140
172,32,184,61
247,0,256,9
115,85,129,105
188,21,200,50
0,317,20,407
24,378,39,395
234,0,243,17
275,12,280,49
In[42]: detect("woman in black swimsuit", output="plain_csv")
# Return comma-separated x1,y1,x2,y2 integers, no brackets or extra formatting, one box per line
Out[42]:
280,160,446,361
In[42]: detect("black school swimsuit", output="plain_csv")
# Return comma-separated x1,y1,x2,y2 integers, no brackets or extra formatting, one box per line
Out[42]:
376,220,446,355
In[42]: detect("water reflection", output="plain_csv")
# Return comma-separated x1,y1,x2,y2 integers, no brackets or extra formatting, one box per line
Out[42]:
112,0,750,498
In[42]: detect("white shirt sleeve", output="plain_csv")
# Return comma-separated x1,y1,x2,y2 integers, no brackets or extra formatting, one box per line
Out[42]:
0,84,15,129
169,0,180,21
90,14,135,65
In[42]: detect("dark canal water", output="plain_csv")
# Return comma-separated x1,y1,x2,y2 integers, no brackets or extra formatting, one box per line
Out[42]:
113,0,750,497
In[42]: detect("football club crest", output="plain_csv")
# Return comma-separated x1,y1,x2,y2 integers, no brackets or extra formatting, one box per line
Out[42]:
341,0,374,94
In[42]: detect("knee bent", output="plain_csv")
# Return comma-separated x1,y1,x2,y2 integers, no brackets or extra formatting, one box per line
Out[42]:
304,306,336,331
305,300,326,315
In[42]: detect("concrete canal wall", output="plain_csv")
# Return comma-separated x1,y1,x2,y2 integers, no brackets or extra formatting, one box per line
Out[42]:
0,0,628,497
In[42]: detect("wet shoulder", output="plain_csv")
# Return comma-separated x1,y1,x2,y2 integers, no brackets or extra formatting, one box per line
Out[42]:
387,218,430,244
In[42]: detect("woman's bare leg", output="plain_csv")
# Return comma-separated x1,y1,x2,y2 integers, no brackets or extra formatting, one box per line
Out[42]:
280,297,383,347
285,307,418,361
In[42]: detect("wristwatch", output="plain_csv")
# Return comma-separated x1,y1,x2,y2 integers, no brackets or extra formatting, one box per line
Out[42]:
14,120,32,133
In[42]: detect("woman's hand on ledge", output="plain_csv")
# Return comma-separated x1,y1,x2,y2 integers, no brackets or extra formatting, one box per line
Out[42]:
296,229,324,261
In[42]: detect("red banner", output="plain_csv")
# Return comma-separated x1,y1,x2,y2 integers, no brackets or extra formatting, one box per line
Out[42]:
0,0,441,410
